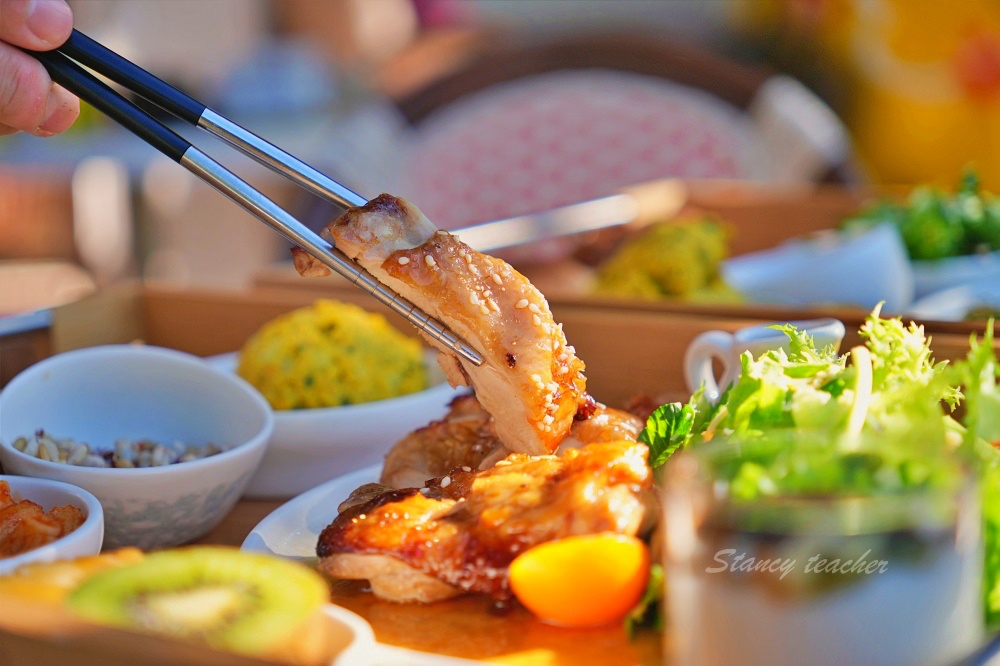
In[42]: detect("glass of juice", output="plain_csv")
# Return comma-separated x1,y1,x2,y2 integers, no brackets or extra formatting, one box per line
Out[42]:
661,430,984,666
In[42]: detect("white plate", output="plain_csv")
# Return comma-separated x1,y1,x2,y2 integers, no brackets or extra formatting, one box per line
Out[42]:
241,465,379,560
242,465,484,666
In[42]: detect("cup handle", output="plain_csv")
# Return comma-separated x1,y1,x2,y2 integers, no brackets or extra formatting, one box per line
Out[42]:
683,330,736,401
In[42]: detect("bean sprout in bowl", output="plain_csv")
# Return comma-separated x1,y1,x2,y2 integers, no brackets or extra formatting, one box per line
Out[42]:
207,350,464,498
0,345,274,550
0,475,104,575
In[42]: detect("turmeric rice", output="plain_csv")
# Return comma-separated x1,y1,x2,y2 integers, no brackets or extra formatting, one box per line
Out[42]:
236,300,428,410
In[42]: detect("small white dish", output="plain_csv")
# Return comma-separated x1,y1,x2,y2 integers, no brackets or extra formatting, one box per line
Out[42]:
911,250,1000,300
322,603,379,666
908,280,1000,322
722,224,915,312
0,345,274,550
207,351,464,499
0,474,104,575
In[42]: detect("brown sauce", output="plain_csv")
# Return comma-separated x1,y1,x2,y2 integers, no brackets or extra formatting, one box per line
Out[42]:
328,579,662,665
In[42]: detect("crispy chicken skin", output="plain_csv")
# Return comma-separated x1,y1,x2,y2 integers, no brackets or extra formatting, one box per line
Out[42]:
380,394,499,489
559,404,645,450
380,394,645,489
292,194,589,455
317,440,651,602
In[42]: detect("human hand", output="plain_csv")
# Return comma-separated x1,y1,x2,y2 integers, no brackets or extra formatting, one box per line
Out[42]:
0,0,79,136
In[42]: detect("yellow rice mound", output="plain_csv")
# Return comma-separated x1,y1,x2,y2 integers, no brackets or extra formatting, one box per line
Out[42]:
236,300,428,410
592,216,740,302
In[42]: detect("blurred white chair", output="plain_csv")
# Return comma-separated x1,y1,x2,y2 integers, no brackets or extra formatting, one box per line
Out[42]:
308,31,856,243
0,167,101,315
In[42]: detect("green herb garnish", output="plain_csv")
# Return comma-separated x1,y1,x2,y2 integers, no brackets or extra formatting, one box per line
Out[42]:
843,169,1000,261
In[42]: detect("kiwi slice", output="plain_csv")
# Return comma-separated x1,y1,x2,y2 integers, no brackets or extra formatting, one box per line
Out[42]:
65,546,329,656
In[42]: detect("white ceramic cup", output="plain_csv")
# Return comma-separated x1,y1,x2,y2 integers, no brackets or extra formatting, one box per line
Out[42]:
683,318,846,401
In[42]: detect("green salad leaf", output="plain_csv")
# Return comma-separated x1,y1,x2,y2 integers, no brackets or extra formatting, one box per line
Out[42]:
638,402,695,471
624,564,664,639
957,321,1000,448
641,305,959,475
948,320,1000,627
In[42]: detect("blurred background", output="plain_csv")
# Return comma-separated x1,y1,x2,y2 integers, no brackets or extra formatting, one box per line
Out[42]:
2,0,999,314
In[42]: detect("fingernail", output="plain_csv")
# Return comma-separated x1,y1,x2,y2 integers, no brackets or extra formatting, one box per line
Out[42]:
34,92,63,136
32,90,76,136
26,0,74,47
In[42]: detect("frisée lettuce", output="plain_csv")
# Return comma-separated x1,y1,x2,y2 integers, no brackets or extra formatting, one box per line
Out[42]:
950,322,1000,627
642,305,961,467
638,306,1000,629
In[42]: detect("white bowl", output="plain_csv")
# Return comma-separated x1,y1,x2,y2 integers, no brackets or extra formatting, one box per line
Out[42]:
0,345,274,549
207,351,464,499
0,475,104,575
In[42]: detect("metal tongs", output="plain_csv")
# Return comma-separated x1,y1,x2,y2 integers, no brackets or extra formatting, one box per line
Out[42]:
25,30,484,367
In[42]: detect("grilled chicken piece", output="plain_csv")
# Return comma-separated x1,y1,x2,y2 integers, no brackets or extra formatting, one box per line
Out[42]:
559,404,645,450
380,394,500,489
326,553,463,603
292,194,590,455
317,440,651,602
380,393,645,489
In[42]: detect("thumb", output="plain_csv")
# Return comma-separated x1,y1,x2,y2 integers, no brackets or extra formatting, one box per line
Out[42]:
0,0,73,50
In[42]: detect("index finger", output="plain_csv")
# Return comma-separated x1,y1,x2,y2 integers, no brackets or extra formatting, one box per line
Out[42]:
0,0,74,50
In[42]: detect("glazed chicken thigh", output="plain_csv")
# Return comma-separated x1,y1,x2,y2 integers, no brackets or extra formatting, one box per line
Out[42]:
317,439,652,602
293,194,590,455
296,194,653,605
